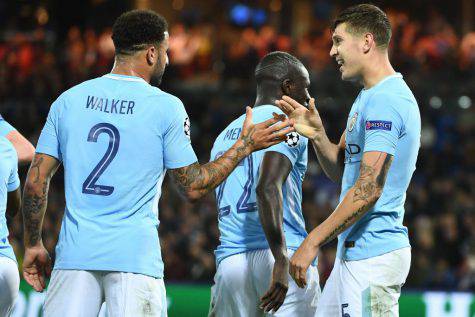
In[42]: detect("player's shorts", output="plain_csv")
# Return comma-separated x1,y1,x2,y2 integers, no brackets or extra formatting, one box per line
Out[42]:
43,269,167,317
209,248,321,317
316,247,411,317
0,256,20,317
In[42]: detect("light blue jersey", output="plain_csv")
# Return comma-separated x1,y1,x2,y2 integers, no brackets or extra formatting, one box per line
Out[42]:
211,105,309,264
338,73,420,260
36,74,198,278
0,115,15,136
0,137,20,262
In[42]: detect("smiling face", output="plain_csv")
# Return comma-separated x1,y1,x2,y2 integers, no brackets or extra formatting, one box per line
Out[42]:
329,23,366,82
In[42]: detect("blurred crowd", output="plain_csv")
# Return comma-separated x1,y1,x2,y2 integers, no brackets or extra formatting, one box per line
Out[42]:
1,5,474,292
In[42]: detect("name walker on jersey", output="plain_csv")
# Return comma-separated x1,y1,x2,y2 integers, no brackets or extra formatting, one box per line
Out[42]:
86,95,135,115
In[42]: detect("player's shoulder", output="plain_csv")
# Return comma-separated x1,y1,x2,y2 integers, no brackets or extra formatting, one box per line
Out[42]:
252,104,284,122
0,136,17,161
144,88,187,115
368,84,418,116
51,77,105,110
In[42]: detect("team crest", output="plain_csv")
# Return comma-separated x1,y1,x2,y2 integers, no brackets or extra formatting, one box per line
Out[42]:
348,112,358,132
184,117,191,138
285,132,300,147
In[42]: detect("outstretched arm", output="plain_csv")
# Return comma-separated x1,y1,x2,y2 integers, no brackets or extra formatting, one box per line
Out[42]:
256,152,292,313
289,151,393,288
169,108,294,202
6,130,35,164
22,153,60,292
276,97,345,183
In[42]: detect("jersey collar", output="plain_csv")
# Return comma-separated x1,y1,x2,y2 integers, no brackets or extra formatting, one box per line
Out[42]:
363,72,403,92
103,73,147,83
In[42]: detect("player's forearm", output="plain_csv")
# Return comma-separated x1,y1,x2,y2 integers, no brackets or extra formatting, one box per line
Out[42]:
22,180,49,247
305,169,383,249
22,157,52,247
171,138,252,201
256,183,288,262
311,132,344,183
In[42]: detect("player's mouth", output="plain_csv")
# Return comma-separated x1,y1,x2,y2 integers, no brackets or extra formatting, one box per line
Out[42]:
336,59,344,72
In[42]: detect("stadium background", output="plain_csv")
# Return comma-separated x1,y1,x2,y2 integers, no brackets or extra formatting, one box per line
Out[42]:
1,0,474,316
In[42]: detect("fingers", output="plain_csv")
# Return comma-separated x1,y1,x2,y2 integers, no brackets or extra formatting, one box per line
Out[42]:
258,115,282,129
24,269,44,292
308,97,316,112
282,96,307,110
275,100,294,115
266,119,292,133
295,268,307,288
272,112,286,122
289,261,307,289
259,284,288,313
242,106,253,129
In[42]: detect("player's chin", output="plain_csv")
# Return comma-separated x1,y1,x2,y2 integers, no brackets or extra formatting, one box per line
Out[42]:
151,71,165,86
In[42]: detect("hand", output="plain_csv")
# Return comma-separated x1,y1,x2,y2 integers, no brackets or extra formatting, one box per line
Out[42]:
240,106,294,153
275,97,323,140
260,258,289,313
289,238,318,288
23,244,52,292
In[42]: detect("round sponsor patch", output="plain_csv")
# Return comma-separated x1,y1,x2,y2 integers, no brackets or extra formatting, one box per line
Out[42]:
285,132,300,147
348,112,358,132
184,117,191,138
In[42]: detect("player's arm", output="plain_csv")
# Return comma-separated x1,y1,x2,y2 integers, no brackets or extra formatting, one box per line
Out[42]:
6,188,21,220
276,97,344,182
256,152,291,313
6,130,35,164
169,108,293,202
22,153,60,292
289,151,393,288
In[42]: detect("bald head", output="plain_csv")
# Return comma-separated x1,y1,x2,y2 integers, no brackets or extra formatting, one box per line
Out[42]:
254,51,310,106
255,51,306,83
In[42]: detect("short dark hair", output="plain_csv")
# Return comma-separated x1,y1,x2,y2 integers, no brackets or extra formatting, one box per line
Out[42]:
112,10,168,55
255,51,304,83
331,4,391,48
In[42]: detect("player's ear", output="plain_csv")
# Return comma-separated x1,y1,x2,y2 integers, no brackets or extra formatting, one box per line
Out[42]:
146,46,156,66
363,33,373,53
282,78,292,95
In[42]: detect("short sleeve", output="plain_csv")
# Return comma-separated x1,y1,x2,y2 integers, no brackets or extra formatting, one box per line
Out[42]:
363,93,405,156
162,97,198,169
0,116,16,137
8,156,20,192
36,98,62,161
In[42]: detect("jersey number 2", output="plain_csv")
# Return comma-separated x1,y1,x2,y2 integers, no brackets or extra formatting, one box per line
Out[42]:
216,155,257,218
82,123,120,196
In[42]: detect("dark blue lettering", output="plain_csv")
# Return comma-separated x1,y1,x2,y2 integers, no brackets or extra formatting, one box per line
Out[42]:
127,101,134,114
86,96,95,109
103,99,109,113
111,99,119,113
120,100,127,114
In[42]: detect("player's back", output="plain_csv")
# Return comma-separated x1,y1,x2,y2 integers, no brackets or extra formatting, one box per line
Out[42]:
36,74,197,278
211,105,308,264
0,137,19,262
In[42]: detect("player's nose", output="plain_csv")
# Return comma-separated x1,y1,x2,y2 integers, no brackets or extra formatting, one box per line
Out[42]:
330,45,337,58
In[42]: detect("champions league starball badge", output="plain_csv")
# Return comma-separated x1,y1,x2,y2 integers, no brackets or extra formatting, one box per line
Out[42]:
285,132,300,147
348,112,358,132
184,117,191,137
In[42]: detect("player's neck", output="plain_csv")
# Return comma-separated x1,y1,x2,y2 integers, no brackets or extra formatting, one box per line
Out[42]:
361,53,395,89
254,95,279,108
110,58,151,83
